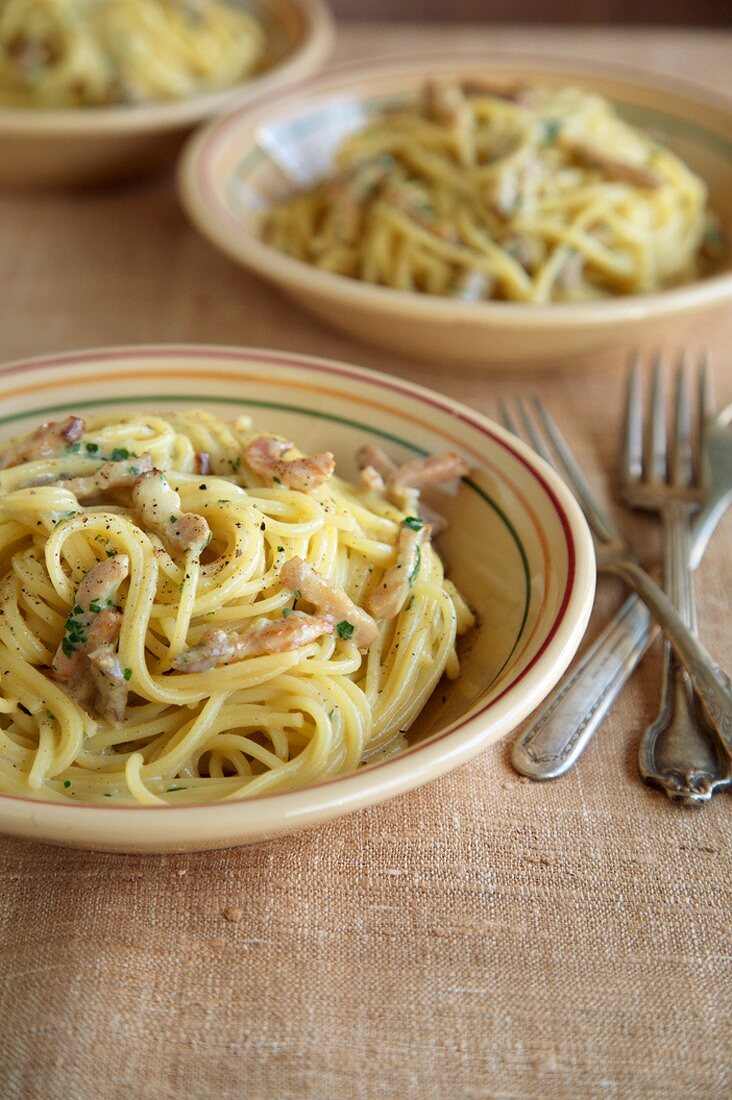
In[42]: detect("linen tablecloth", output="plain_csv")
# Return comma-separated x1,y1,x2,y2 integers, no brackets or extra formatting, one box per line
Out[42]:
0,24,730,1099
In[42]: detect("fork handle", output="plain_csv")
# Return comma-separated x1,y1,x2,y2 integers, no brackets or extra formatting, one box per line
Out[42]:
607,558,732,754
638,501,731,803
512,595,654,779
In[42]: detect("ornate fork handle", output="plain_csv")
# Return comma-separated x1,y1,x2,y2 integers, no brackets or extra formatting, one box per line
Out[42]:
638,501,730,802
607,558,732,752
514,552,731,780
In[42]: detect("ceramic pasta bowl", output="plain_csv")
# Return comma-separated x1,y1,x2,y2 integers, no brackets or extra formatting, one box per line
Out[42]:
179,53,732,368
0,345,595,851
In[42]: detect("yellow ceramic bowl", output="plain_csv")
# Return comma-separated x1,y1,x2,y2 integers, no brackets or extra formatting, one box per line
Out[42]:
179,53,732,369
0,0,334,189
0,345,594,852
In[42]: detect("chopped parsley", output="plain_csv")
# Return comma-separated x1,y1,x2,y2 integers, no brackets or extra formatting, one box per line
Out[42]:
65,442,81,454
64,780,71,789
407,545,421,587
54,510,78,526
85,442,99,454
542,119,563,143
217,499,231,504
123,668,132,682
404,516,424,531
277,546,284,553
336,621,354,640
111,447,134,462
167,786,186,793
61,607,88,656
272,476,282,485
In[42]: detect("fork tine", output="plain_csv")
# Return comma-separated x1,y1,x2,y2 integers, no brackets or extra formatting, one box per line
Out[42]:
670,351,693,487
696,351,715,485
515,399,557,468
531,397,625,545
646,352,667,482
497,399,519,437
622,353,644,487
499,399,559,470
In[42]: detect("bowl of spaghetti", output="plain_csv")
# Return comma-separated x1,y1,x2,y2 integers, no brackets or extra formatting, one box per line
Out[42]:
0,0,334,187
0,344,594,852
179,53,732,368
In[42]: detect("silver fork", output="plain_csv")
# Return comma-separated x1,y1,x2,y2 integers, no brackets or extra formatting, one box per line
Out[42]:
498,397,732,762
508,399,732,784
621,353,730,802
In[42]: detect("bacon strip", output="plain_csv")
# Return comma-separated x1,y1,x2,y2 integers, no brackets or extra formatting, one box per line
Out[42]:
195,452,212,476
461,79,526,102
356,445,470,533
131,470,210,555
52,557,130,721
389,452,470,494
280,557,377,649
422,78,468,132
245,436,336,492
359,465,386,493
88,644,129,724
356,445,397,483
58,454,154,500
562,139,662,189
172,613,333,673
52,556,129,685
367,521,431,619
0,416,85,470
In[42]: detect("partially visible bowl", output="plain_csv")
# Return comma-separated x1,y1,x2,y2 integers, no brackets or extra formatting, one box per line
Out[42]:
0,0,334,189
0,344,594,852
179,52,732,369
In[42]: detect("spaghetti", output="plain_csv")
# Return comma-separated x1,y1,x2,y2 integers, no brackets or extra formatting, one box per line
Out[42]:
265,79,714,302
0,0,266,107
0,410,474,805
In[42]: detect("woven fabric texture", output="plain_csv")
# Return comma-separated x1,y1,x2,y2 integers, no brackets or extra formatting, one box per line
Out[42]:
0,25,730,1100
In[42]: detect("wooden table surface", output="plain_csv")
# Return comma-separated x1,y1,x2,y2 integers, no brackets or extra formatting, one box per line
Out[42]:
0,24,730,1100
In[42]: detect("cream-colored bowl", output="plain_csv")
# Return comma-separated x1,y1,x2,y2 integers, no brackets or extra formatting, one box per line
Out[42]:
179,53,732,369
0,0,334,189
0,345,595,852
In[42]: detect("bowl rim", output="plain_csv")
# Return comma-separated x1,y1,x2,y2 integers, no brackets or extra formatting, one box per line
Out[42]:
179,48,732,329
0,342,595,833
0,0,334,135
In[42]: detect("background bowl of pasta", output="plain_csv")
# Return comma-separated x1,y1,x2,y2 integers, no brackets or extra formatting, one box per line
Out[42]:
180,53,732,369
0,344,594,853
0,0,334,188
